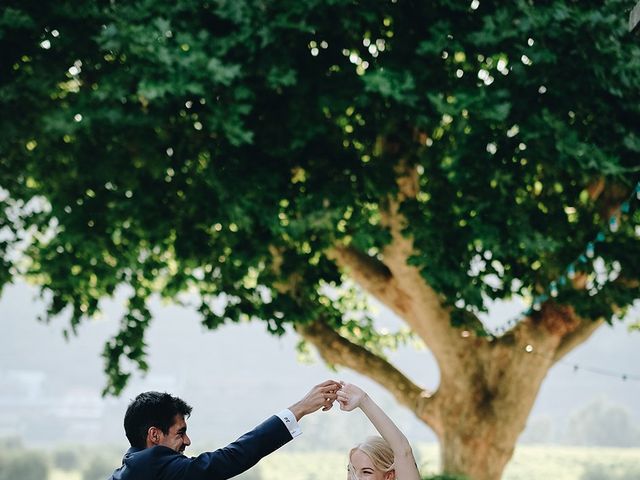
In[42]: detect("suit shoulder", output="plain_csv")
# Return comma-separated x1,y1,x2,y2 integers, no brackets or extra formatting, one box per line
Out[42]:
119,446,188,480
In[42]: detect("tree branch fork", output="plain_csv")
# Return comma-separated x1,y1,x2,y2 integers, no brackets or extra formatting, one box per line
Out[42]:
300,164,605,438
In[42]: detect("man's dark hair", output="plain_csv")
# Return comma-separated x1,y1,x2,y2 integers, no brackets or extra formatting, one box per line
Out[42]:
124,391,192,448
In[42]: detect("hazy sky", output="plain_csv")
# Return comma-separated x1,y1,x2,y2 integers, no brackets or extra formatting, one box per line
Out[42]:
1,280,639,451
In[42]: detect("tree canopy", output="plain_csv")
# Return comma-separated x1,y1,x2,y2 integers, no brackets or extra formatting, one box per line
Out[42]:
1,0,639,409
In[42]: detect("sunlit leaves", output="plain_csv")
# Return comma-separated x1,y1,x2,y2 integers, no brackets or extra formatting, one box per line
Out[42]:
1,0,639,394
361,69,417,105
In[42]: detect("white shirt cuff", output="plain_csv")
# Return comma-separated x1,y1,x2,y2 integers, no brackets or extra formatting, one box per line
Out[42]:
276,409,302,438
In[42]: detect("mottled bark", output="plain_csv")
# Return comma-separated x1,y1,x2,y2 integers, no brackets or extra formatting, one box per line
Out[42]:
296,320,440,430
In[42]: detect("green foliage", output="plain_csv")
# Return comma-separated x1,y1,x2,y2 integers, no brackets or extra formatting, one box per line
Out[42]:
82,454,116,480
580,463,640,480
0,449,49,480
0,0,639,394
52,447,81,471
497,445,640,480
4,442,640,480
566,400,640,447
236,444,640,480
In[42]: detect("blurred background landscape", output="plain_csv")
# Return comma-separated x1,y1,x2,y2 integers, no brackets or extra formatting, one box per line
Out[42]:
1,280,639,480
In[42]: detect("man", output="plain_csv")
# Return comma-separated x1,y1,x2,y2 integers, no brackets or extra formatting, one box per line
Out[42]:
108,379,341,480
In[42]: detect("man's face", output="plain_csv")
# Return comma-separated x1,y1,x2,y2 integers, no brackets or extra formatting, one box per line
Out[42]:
157,414,191,453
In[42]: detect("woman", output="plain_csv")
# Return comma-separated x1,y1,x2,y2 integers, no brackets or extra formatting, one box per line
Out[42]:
337,382,421,480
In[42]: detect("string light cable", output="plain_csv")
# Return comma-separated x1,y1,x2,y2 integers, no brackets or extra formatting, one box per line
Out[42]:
459,181,640,383
485,180,640,338
522,343,640,382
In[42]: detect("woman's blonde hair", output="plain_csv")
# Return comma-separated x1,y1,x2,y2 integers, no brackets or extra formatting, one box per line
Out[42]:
348,436,395,478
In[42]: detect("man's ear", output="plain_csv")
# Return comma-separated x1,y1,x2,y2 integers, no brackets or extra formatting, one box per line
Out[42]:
147,426,162,447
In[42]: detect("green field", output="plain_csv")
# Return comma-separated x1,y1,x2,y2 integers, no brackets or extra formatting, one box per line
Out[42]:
7,444,640,480
498,445,640,480
251,444,640,480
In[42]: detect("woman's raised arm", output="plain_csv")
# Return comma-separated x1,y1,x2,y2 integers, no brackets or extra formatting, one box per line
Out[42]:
337,382,421,480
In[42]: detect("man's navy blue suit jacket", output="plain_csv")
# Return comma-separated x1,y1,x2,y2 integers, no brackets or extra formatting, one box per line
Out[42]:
108,415,293,480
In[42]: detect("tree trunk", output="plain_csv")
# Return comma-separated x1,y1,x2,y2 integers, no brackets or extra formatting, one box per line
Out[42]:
298,168,606,479
434,334,555,480
439,425,515,480
298,304,603,480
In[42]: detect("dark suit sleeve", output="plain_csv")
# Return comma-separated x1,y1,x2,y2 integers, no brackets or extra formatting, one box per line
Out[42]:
172,415,294,480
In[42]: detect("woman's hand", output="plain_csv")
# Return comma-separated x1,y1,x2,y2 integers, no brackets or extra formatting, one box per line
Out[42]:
338,381,421,480
337,382,367,412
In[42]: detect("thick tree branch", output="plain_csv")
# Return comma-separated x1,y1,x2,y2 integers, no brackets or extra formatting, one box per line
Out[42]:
326,246,392,292
505,304,603,364
327,245,418,320
379,194,463,362
587,177,632,220
296,320,441,431
553,318,604,362
329,160,478,369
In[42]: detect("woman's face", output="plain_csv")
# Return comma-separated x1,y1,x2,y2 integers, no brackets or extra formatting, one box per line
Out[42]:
348,450,393,480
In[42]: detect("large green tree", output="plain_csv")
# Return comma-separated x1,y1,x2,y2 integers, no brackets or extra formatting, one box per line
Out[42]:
1,1,639,478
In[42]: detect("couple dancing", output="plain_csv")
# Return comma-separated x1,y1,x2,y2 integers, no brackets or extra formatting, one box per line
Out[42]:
108,380,421,480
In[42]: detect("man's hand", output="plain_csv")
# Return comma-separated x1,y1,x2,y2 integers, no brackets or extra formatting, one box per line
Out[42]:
336,382,367,412
288,380,341,420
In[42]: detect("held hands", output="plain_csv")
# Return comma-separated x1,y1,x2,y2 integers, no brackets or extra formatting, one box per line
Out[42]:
289,380,368,420
288,380,341,420
336,382,367,412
